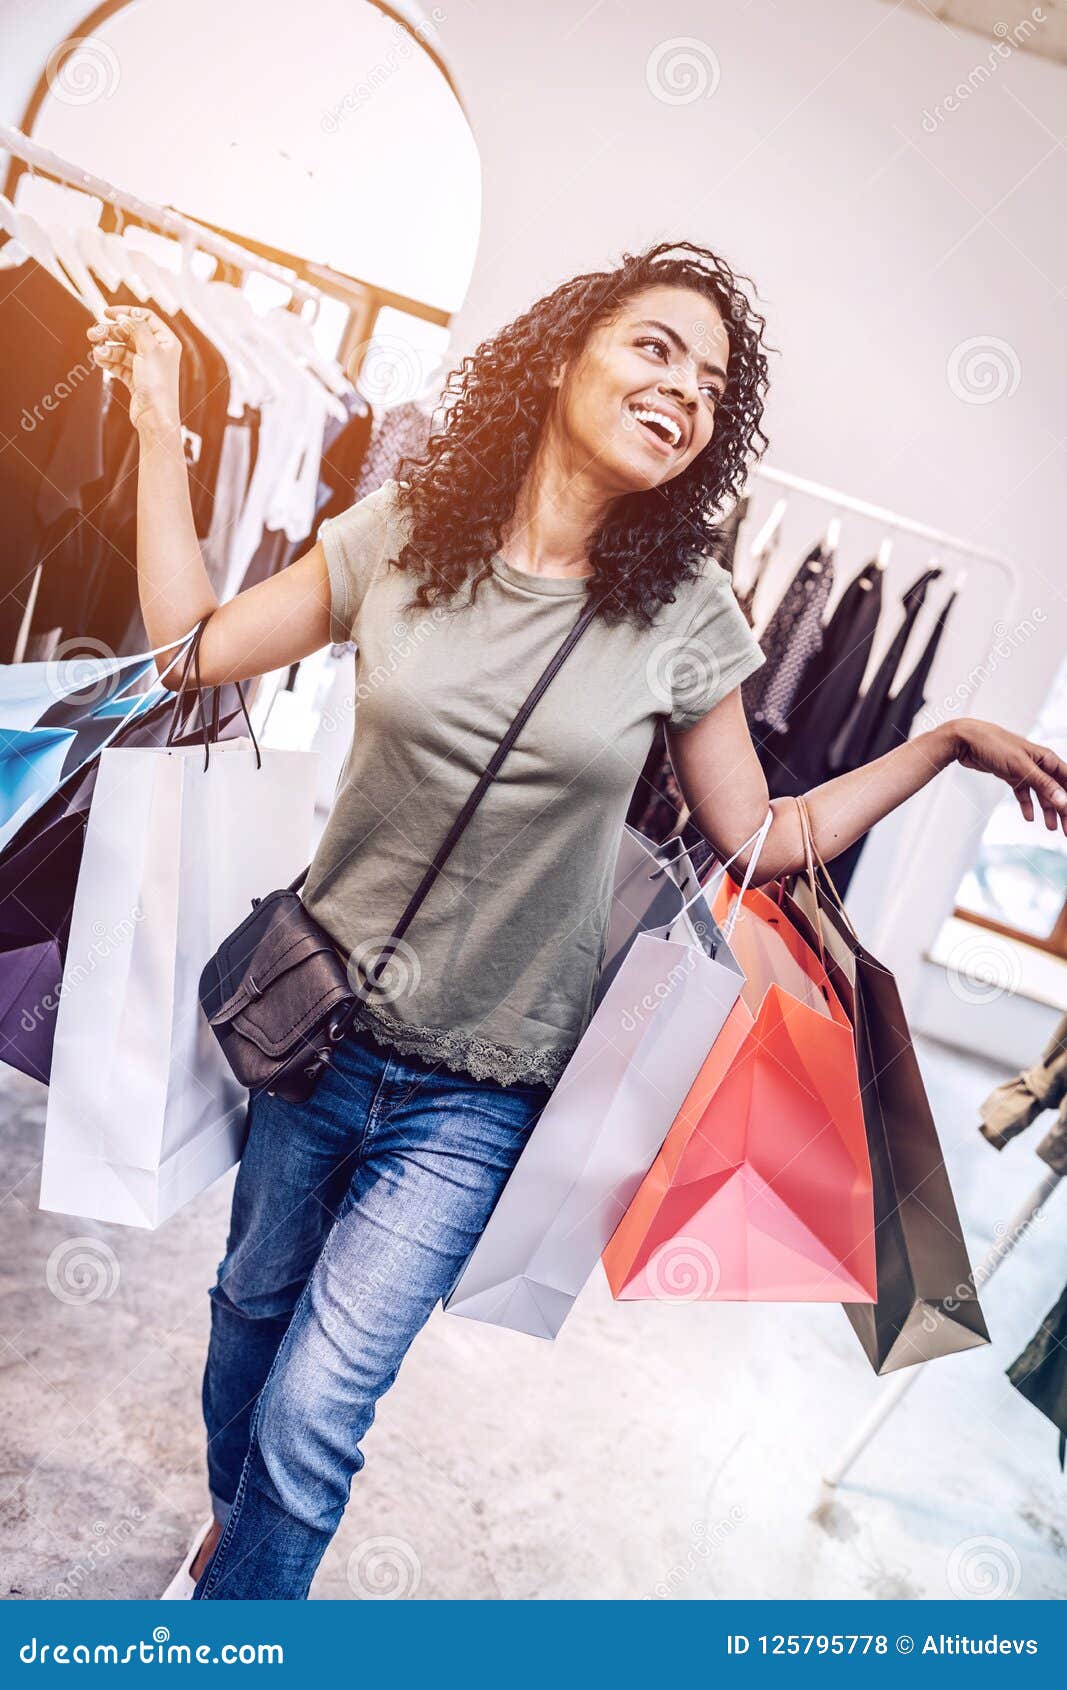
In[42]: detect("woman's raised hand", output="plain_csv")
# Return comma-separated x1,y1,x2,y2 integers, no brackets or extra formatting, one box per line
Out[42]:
950,718,1067,834
87,305,183,436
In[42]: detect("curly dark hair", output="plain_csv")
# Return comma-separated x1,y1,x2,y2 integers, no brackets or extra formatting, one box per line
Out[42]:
388,240,773,630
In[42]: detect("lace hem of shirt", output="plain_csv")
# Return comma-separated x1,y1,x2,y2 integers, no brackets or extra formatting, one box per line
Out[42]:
348,997,570,1089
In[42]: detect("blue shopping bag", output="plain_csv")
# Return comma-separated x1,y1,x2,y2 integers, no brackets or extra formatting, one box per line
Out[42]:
0,650,160,733
0,726,78,845
0,629,200,854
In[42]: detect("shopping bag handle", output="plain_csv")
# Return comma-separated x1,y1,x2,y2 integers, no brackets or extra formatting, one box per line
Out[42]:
57,623,209,778
655,808,774,943
162,612,262,772
717,809,775,943
792,794,859,945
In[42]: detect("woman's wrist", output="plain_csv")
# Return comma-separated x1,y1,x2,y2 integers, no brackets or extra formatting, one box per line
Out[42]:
919,719,965,771
136,411,184,451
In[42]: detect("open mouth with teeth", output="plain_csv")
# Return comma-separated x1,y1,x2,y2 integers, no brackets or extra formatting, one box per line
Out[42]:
627,401,685,452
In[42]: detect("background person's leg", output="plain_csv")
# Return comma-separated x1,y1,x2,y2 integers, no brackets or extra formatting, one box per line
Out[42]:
194,1068,551,1599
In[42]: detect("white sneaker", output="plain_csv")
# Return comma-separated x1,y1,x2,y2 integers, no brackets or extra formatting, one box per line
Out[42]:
161,1517,215,1599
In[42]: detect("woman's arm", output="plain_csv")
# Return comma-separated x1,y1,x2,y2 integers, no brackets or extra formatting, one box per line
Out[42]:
87,306,332,687
666,685,1067,883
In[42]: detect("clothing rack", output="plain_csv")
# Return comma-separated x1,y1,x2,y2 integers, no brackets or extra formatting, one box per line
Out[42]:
751,463,1019,609
745,460,1031,981
0,124,318,302
823,1165,1063,1487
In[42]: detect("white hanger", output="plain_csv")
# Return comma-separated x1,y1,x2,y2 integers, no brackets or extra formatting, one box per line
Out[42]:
0,193,76,296
75,221,123,292
266,304,350,418
750,496,787,566
124,245,181,314
100,229,152,301
876,534,893,571
823,515,842,558
199,277,281,408
44,220,110,318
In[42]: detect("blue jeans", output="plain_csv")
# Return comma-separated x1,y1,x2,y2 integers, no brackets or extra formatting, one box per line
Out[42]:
192,1022,552,1600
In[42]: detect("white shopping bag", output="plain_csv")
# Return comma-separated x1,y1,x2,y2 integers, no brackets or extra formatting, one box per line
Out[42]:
445,813,773,1339
595,825,733,1007
40,737,317,1229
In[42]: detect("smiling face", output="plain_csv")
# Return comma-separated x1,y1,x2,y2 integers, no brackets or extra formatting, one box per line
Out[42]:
550,283,730,494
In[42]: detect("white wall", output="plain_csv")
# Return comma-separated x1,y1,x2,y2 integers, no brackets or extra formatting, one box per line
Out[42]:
5,0,1065,1056
435,0,1067,1057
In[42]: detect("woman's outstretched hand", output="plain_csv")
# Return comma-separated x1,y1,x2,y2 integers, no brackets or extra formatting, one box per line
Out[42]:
86,305,182,437
948,718,1067,834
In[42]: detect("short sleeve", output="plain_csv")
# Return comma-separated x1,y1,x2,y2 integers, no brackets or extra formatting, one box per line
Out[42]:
667,563,766,730
318,478,406,646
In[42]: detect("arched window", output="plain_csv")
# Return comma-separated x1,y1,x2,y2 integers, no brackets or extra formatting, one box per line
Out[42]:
955,656,1067,960
8,0,480,393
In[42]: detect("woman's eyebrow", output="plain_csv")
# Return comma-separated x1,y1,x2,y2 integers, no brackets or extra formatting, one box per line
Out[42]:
632,318,727,389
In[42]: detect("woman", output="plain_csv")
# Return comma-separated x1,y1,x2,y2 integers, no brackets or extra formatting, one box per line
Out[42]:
88,241,1067,1600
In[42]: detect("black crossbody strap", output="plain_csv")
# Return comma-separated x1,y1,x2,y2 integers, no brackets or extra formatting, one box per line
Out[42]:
289,590,609,992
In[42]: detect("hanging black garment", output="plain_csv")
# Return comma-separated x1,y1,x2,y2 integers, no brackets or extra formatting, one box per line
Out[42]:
864,591,956,761
22,281,219,655
827,587,957,895
238,527,293,595
30,368,135,645
158,306,228,537
828,565,941,773
317,392,372,523
625,501,752,847
759,559,884,798
623,717,713,870
0,258,106,658
95,298,231,652
1007,1279,1067,1470
625,719,682,842
741,542,835,734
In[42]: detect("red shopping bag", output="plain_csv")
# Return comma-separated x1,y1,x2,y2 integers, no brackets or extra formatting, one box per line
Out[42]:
602,881,876,1303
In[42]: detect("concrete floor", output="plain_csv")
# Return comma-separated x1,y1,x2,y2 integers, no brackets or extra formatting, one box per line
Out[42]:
1,1037,1065,1601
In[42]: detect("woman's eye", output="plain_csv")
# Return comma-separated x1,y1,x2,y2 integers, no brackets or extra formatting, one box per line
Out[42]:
637,337,722,407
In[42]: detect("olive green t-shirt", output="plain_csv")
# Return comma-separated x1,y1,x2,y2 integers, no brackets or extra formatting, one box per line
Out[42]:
300,478,764,1088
